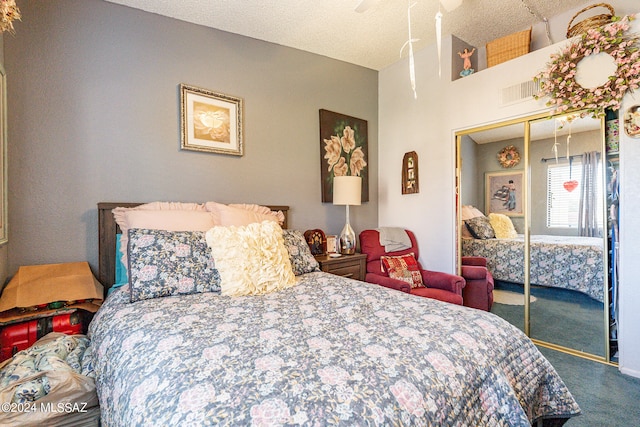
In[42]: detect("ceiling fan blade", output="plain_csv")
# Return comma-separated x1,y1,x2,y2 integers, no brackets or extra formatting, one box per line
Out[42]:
440,0,463,12
355,0,380,13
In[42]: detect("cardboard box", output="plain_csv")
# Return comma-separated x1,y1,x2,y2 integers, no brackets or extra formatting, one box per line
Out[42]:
0,262,103,325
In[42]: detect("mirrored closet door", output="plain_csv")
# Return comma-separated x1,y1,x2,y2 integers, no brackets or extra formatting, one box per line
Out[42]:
456,111,615,364
458,121,527,333
528,114,607,359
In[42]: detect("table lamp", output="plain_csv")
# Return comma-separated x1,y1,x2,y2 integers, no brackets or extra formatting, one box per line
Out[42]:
333,176,361,255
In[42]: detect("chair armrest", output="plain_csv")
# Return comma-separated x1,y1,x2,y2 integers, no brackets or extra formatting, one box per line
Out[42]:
461,256,487,267
461,265,487,280
365,273,412,293
421,270,465,294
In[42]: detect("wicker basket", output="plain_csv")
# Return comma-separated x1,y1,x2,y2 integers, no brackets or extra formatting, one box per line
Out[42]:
566,3,615,38
486,27,531,68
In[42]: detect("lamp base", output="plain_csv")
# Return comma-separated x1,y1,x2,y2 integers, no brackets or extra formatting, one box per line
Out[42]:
339,222,356,255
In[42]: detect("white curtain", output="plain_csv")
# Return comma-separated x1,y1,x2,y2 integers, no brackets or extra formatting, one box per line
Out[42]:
578,151,600,237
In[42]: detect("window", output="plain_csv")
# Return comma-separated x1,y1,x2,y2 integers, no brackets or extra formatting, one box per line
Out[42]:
546,161,602,228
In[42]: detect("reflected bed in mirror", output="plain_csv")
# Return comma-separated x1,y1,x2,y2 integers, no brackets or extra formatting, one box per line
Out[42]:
456,111,613,363
462,234,604,302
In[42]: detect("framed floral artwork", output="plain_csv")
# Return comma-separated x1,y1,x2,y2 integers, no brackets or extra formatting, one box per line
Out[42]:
319,109,368,203
485,170,524,217
180,84,243,156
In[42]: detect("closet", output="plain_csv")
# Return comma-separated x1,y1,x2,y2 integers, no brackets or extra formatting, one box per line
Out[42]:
456,109,617,364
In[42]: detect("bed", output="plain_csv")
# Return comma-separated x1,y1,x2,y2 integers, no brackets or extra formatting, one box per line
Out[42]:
462,234,604,302
88,202,580,426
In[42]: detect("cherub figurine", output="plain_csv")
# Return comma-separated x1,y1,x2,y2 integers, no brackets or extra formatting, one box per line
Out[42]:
458,47,476,77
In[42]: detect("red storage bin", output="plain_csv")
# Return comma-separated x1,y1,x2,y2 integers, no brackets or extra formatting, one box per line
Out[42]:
0,312,83,361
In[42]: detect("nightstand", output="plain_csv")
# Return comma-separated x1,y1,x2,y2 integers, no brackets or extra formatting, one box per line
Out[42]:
315,253,367,281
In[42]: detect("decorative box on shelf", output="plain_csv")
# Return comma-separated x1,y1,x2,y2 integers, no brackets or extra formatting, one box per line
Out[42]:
486,27,531,68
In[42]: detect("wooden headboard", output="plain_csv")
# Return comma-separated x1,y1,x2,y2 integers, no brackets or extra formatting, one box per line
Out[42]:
97,202,290,295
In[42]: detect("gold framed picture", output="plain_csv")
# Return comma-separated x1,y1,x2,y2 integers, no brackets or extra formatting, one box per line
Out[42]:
180,84,243,156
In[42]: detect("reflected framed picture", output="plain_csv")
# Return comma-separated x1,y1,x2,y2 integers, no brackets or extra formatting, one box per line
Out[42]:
485,170,524,217
180,84,244,156
0,65,6,245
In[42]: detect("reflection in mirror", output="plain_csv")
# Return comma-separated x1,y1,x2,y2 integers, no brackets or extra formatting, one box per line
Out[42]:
459,122,526,332
528,114,606,358
456,112,610,362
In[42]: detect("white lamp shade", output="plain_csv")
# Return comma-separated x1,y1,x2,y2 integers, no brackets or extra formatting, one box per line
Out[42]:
333,176,362,206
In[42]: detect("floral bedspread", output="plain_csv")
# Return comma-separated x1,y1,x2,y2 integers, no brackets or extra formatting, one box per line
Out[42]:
88,272,580,426
462,235,604,302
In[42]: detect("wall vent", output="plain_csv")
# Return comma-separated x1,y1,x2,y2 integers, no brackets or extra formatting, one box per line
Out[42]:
502,79,541,105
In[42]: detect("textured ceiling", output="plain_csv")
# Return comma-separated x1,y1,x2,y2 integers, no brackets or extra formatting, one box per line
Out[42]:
104,0,589,70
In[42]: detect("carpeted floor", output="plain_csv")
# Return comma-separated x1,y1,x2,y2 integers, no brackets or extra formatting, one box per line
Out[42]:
538,347,640,426
492,289,537,305
489,281,639,425
491,281,607,357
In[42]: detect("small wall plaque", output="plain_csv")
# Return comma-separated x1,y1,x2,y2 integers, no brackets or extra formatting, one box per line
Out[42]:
402,151,419,194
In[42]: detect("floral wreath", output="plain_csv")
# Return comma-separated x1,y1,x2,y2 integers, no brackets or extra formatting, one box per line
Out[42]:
534,15,640,118
0,0,20,34
498,145,520,168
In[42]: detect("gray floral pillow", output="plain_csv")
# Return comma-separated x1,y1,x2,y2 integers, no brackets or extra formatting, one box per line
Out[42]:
465,216,496,239
282,229,320,275
128,229,221,302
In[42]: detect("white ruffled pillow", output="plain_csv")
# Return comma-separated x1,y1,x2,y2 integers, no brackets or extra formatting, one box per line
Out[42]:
205,221,296,296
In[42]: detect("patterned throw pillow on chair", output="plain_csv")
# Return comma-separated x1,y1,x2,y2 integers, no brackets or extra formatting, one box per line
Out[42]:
380,253,424,288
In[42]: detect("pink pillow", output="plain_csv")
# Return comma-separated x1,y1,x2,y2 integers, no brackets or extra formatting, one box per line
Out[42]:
112,202,218,277
124,210,217,231
461,205,484,220
205,202,285,226
112,202,209,235
460,205,485,238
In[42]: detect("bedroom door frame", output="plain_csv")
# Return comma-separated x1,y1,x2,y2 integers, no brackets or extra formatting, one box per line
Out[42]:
455,110,615,366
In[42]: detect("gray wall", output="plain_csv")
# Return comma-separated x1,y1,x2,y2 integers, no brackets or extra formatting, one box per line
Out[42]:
463,130,602,235
460,135,478,207
529,130,602,235
3,0,378,279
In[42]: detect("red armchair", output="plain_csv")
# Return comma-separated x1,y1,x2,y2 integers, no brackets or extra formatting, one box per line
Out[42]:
461,256,495,311
359,229,465,305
